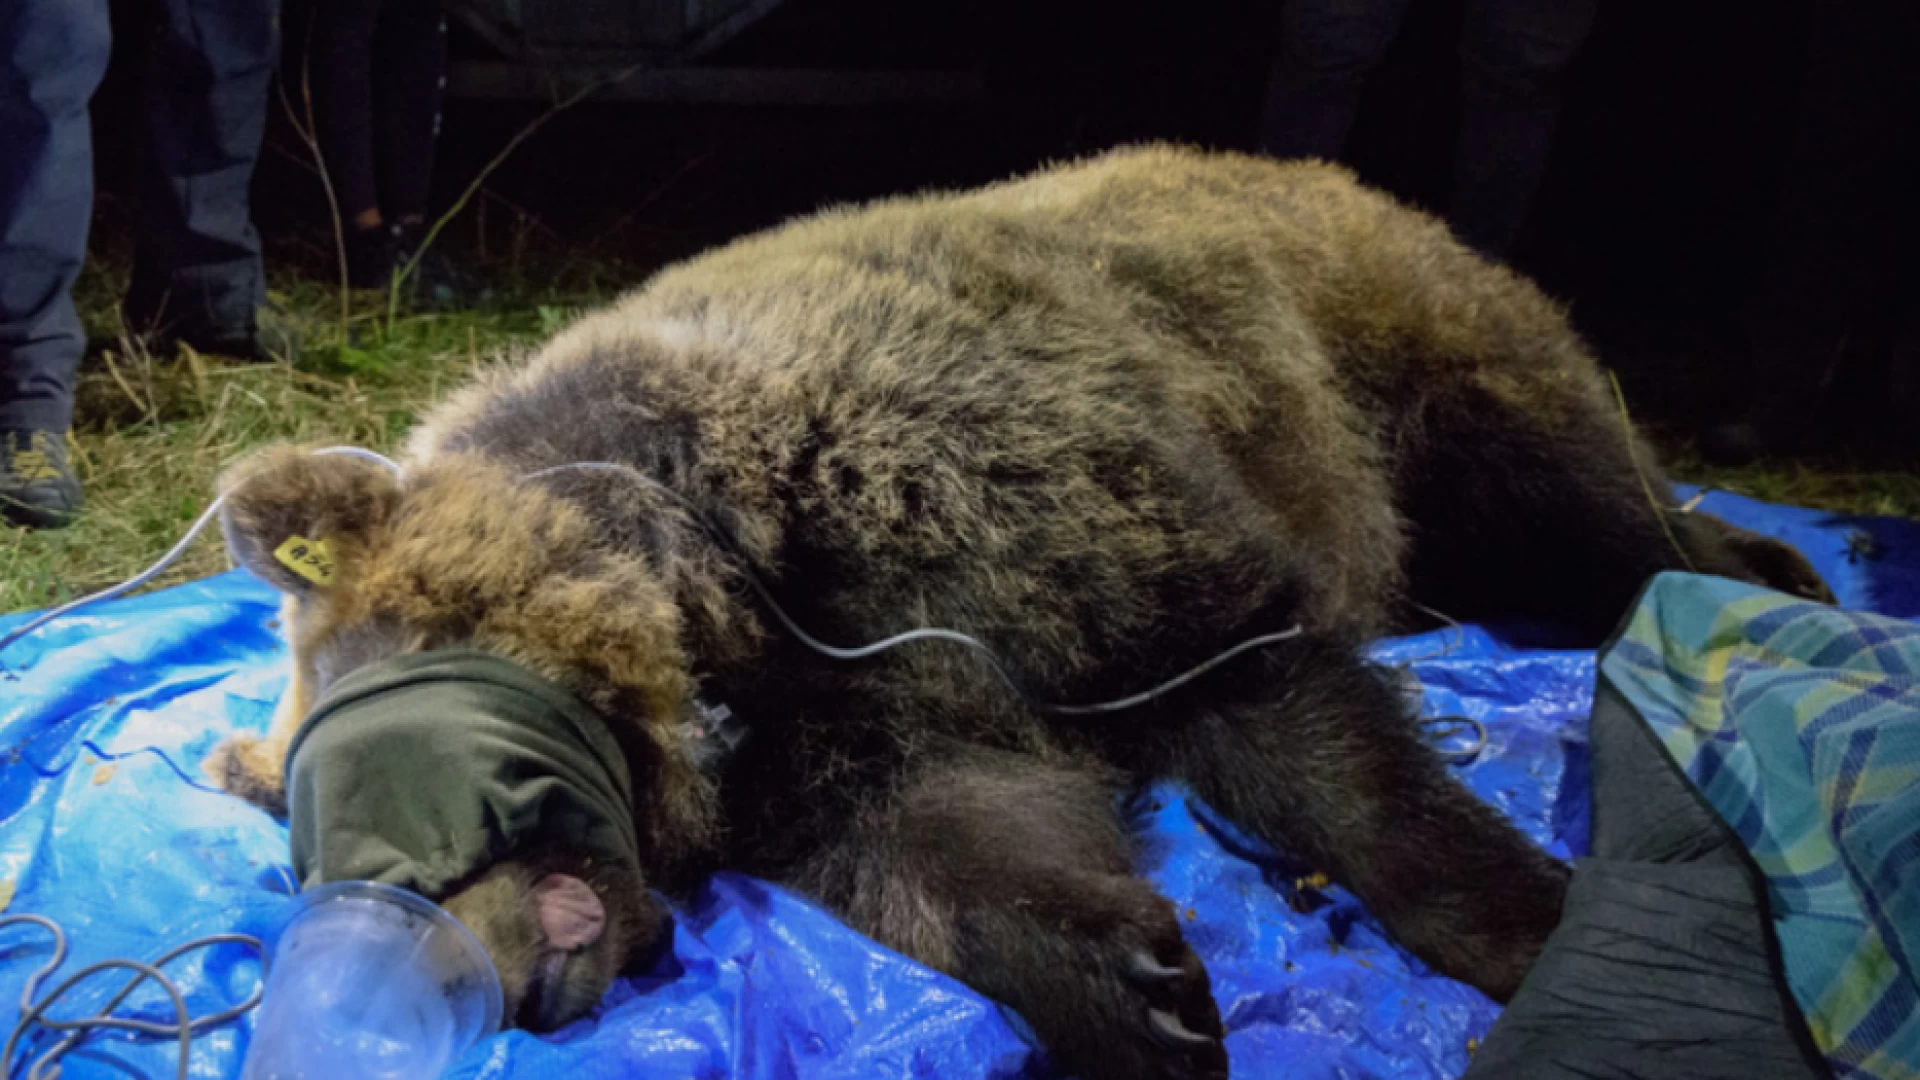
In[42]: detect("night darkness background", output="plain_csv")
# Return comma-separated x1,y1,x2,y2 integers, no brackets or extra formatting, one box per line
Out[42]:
79,0,1919,459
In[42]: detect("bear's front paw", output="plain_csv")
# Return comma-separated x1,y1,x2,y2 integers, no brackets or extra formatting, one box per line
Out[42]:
204,735,288,817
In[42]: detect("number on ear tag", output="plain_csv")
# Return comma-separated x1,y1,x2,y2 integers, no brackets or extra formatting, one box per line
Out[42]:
273,535,337,586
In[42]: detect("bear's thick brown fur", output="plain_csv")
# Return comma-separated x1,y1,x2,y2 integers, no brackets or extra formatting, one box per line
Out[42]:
213,145,1829,1079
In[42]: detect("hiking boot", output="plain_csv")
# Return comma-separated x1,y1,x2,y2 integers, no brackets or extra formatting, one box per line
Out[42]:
346,224,404,291
0,429,82,530
392,222,488,307
151,301,300,366
345,221,488,306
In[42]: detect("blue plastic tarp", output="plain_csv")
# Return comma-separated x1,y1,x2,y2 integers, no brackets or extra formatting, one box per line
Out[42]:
3,486,1916,1079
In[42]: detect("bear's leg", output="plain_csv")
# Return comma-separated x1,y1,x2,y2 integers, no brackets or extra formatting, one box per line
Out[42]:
782,746,1229,1080
1672,509,1835,605
1143,635,1569,1001
205,594,314,816
1400,390,1831,638
204,646,307,816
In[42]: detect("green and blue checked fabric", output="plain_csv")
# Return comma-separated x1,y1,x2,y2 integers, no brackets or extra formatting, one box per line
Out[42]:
1599,572,1920,1080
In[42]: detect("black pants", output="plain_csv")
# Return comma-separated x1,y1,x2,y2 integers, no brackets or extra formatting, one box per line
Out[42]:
306,0,447,227
0,0,276,432
1260,0,1600,259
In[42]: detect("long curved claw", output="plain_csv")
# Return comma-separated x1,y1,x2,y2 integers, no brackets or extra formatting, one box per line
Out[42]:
1147,1008,1218,1052
1129,949,1184,987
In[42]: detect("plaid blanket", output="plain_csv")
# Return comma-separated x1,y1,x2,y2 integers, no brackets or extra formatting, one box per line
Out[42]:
1599,572,1920,1080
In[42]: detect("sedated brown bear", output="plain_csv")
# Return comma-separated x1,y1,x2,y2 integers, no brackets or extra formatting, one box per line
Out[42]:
210,144,1830,1079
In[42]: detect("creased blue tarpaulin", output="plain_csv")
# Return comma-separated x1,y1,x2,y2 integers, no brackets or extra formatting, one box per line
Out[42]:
2,487,1916,1079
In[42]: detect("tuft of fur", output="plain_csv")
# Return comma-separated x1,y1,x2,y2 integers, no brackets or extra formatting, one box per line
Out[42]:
214,144,1830,1080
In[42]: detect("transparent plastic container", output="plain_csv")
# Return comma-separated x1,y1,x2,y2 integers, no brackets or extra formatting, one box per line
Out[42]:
241,880,504,1080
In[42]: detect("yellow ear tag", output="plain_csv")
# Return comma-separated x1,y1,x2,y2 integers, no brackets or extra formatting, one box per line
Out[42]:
273,535,337,587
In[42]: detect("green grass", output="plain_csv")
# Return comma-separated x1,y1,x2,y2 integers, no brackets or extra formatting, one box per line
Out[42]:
1,264,599,614
1669,454,1920,522
4,261,1916,617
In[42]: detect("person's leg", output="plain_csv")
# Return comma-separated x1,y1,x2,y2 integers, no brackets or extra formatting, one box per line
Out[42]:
1258,0,1410,162
307,0,396,288
371,0,447,230
125,0,279,356
1449,0,1600,259
369,0,470,299
0,0,109,527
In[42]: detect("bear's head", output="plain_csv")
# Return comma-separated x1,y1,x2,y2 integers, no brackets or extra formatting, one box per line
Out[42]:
217,444,705,1030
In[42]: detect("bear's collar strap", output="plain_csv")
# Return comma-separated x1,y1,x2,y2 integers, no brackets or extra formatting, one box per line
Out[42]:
285,648,642,897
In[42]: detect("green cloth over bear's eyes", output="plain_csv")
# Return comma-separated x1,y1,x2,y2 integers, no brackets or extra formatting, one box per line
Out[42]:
287,649,641,899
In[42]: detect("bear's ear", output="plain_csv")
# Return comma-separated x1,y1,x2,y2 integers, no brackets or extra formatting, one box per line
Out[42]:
217,446,401,597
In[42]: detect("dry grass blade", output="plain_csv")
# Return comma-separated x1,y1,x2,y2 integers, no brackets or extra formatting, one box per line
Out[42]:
274,12,351,338
100,346,156,426
1608,370,1695,572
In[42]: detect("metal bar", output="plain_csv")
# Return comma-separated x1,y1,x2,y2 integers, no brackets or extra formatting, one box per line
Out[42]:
445,63,986,106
